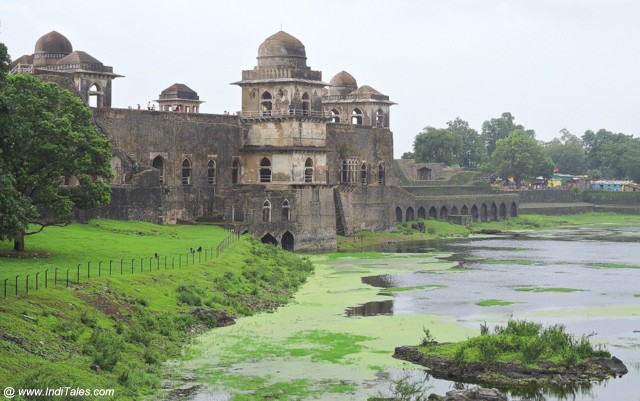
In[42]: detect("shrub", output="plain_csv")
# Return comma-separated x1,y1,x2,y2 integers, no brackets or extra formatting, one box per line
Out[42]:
177,285,203,306
86,327,124,371
419,327,435,347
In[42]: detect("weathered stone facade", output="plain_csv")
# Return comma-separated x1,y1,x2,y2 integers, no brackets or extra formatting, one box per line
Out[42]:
14,30,520,251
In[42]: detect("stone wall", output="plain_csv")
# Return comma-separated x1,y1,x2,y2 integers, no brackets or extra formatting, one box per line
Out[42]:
584,191,640,205
518,189,576,203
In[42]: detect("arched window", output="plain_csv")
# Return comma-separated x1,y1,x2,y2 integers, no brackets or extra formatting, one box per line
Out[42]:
375,109,385,127
259,157,272,183
89,83,103,108
330,109,340,123
341,160,348,183
304,158,314,183
395,206,403,222
207,160,216,184
232,159,239,184
360,162,368,185
378,164,385,185
406,206,415,222
181,159,191,185
262,200,271,222
351,108,363,125
302,92,310,114
152,156,164,183
418,207,426,220
282,199,290,221
260,92,273,115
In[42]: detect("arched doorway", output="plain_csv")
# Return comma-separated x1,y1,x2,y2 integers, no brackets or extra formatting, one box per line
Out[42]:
261,233,278,246
406,206,415,222
480,204,488,222
461,205,469,215
282,231,294,251
428,206,437,219
351,108,363,125
260,92,272,115
395,207,403,222
471,205,479,222
417,207,426,220
181,159,191,185
511,202,518,218
440,206,448,220
489,203,498,221
152,155,164,183
302,92,310,114
499,203,507,219
304,158,314,183
451,206,459,216
330,109,340,123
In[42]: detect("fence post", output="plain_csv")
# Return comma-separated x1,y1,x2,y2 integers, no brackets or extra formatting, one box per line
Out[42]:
15,275,18,296
120,259,123,275
205,249,207,261
26,275,29,294
36,272,39,290
198,251,201,263
140,258,144,273
4,279,7,298
55,268,58,286
77,264,80,284
45,270,48,289
131,258,134,274
66,270,69,288
110,260,113,276
164,256,167,269
172,256,175,269
149,256,152,272
186,253,189,266
99,261,102,277
87,262,91,281
179,254,182,268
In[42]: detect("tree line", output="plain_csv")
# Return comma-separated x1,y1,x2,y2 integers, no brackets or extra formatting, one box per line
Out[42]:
403,112,640,183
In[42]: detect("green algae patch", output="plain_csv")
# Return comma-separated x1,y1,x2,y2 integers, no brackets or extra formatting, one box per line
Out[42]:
635,294,640,298
591,263,640,269
379,285,446,294
516,287,585,293
476,299,521,307
288,330,373,364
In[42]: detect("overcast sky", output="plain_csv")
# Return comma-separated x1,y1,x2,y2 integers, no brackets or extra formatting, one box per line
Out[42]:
2,0,639,157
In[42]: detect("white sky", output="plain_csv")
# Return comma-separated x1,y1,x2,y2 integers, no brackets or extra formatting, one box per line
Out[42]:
2,0,639,158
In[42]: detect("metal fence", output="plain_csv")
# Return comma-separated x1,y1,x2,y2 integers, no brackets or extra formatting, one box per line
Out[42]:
3,231,241,299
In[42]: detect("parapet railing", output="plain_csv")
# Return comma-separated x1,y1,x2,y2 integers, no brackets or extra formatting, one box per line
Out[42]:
1,231,241,299
239,109,330,119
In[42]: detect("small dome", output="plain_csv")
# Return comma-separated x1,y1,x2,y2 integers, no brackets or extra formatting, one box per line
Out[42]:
159,83,199,100
35,31,73,55
257,31,306,67
57,51,103,66
330,71,357,88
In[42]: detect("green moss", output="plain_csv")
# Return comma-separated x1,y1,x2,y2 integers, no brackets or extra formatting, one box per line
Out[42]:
476,299,521,307
378,285,446,294
591,263,640,269
473,212,640,231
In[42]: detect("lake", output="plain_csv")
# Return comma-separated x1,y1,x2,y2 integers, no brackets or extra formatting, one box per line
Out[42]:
164,225,640,401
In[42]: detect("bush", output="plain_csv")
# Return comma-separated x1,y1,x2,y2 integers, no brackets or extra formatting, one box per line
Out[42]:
177,285,203,306
86,327,124,371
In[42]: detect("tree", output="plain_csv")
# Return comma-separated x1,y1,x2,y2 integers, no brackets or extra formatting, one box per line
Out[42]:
546,129,586,175
489,129,554,183
582,128,639,180
0,71,112,251
413,126,463,165
481,112,534,157
401,151,414,159
447,117,486,168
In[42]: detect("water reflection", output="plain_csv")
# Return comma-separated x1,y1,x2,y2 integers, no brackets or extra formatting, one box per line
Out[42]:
345,300,393,317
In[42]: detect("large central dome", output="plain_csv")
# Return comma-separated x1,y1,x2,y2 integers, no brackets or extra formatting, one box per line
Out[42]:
34,31,73,55
257,31,307,68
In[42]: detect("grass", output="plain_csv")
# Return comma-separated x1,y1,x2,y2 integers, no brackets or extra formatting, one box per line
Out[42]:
473,212,640,231
0,220,315,401
475,299,521,307
515,287,585,293
418,320,609,368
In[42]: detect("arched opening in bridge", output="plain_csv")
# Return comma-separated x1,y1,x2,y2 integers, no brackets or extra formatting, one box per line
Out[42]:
489,203,498,221
281,231,294,251
428,206,437,219
395,207,403,222
511,202,518,217
480,204,488,222
417,207,426,220
471,205,479,222
440,206,448,220
261,233,278,246
499,202,507,219
406,206,415,222
451,206,459,215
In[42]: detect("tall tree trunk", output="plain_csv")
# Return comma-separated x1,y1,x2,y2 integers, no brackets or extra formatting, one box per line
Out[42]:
14,231,25,252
